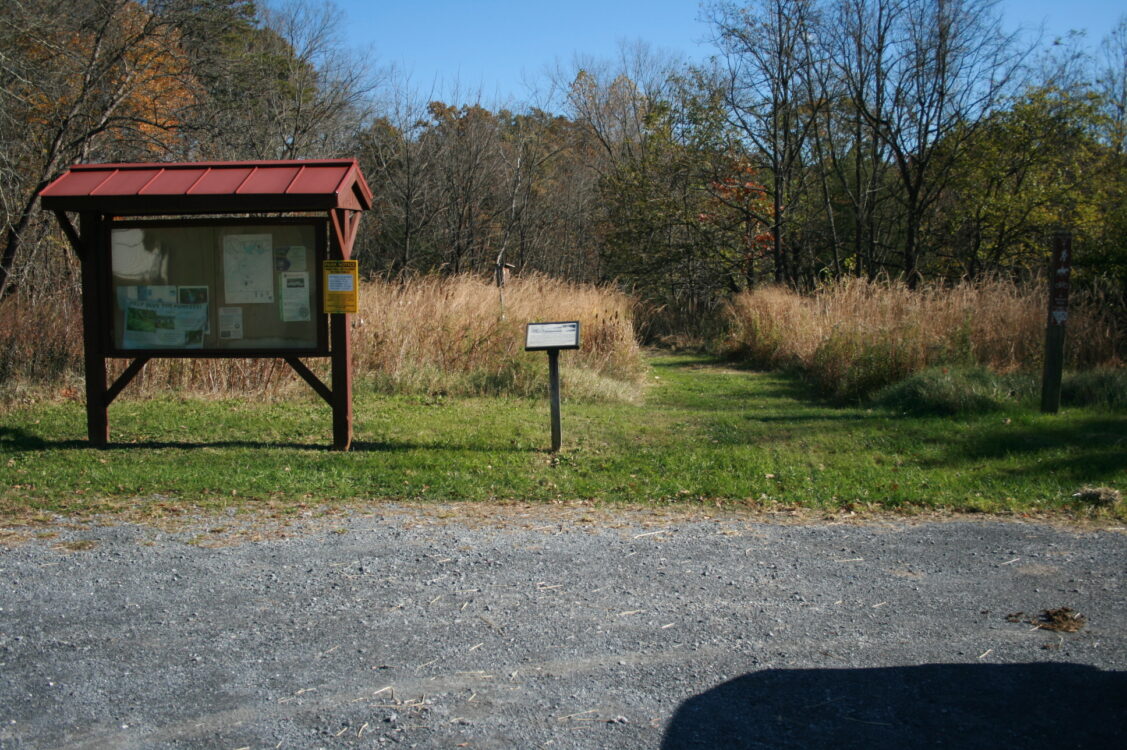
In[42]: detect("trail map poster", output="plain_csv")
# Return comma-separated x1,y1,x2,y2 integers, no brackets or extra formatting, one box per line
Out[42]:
223,233,274,304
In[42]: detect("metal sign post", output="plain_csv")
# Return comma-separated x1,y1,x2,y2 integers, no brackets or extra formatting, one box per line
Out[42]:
525,321,580,452
1041,231,1072,414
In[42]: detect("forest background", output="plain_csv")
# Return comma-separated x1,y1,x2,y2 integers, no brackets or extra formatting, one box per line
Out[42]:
1,0,1124,398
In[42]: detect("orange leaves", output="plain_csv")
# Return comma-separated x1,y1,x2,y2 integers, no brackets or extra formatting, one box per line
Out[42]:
9,1,196,156
697,157,774,255
106,2,197,150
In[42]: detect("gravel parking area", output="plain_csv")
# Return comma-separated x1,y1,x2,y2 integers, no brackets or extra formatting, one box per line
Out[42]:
1,507,1124,749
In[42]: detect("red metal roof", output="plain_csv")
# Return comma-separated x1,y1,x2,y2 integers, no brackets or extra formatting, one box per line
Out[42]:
40,159,372,214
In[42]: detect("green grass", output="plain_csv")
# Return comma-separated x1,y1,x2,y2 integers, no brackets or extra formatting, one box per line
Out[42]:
1,355,1124,520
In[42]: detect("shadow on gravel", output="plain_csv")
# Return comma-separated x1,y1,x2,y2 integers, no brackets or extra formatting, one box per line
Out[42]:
662,662,1126,749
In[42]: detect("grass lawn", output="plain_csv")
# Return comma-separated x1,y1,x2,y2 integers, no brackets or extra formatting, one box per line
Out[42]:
1,354,1124,521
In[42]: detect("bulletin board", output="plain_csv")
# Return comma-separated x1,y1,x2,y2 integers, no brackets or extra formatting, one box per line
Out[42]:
106,219,327,356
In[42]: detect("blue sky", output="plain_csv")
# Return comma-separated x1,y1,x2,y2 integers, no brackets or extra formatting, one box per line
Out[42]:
332,0,1125,103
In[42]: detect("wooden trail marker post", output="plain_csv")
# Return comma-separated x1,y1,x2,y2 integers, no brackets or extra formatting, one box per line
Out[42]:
1041,231,1072,414
525,321,580,452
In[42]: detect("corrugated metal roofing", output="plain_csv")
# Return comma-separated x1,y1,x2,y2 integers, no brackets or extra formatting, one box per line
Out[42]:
40,159,372,214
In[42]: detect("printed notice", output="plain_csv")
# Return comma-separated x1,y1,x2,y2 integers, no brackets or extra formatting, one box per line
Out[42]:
280,272,311,322
218,306,244,340
122,300,207,349
223,233,274,304
178,286,210,333
177,286,208,305
323,260,359,314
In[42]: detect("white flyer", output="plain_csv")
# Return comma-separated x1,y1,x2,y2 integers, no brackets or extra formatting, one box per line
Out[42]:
223,233,274,304
280,272,311,322
218,306,244,340
327,273,355,292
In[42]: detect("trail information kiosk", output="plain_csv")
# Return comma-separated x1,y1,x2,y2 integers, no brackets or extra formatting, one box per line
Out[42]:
39,159,372,450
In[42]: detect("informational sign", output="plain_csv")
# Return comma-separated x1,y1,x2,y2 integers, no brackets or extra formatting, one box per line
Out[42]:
525,321,581,351
524,321,580,452
323,260,359,314
122,299,207,348
1041,231,1072,414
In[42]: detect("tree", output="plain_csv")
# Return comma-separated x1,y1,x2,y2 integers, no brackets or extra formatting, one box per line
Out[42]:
709,0,824,284
0,0,195,298
356,82,441,275
1097,16,1127,155
176,0,377,160
930,86,1105,277
835,0,1024,284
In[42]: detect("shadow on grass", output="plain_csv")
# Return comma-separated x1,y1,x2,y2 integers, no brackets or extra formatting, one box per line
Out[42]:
649,355,721,370
0,427,60,451
650,357,821,408
663,662,1126,749
923,417,1127,479
0,428,528,455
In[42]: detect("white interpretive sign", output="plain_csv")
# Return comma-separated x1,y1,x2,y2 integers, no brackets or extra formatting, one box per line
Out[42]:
525,321,580,351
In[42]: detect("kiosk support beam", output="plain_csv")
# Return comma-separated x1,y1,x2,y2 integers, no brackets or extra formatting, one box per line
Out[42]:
285,357,332,405
329,209,358,451
52,211,82,260
79,212,109,446
105,358,150,405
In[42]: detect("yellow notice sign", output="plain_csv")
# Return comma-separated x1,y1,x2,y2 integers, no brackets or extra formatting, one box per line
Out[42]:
322,260,359,314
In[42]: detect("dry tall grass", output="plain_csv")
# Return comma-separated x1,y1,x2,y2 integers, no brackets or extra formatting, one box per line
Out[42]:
721,277,1124,401
353,273,644,400
0,273,645,404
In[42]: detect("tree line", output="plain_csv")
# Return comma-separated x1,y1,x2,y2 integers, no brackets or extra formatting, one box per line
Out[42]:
2,0,1124,334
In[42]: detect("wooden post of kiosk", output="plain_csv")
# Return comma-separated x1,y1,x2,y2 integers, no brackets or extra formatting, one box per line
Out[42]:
79,212,109,446
327,208,362,451
525,321,580,452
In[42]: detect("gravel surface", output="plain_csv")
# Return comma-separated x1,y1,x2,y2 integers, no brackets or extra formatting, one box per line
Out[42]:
1,507,1124,749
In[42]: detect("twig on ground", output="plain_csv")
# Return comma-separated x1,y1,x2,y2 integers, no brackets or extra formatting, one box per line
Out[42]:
558,709,598,721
